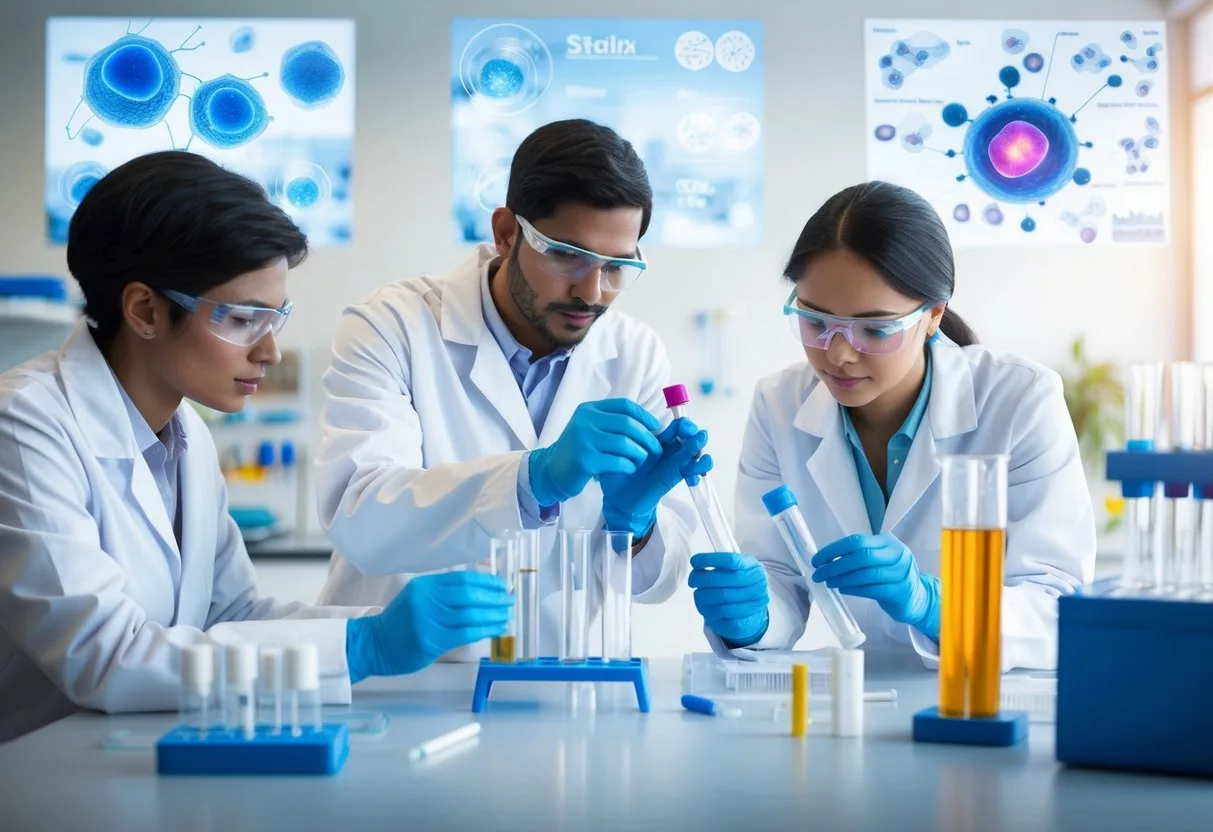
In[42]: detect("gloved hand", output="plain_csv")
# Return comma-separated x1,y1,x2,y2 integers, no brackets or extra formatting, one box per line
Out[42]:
600,417,713,538
811,533,941,641
528,398,664,508
688,552,770,647
345,571,513,683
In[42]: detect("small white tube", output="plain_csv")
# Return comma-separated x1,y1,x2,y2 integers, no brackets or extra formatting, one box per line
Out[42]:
225,643,258,740
285,644,321,735
832,648,864,738
762,486,866,650
180,644,215,736
259,648,285,735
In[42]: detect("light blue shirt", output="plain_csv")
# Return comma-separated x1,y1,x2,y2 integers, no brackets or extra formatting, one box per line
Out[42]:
481,260,573,527
840,352,932,534
115,373,188,588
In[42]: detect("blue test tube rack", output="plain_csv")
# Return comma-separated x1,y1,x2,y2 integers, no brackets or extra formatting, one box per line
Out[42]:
156,723,350,776
1055,448,1213,779
471,657,651,713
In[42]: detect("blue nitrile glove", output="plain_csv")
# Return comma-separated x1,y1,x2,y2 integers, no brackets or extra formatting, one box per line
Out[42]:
528,398,664,508
688,552,770,647
811,533,941,641
345,571,514,683
600,417,713,538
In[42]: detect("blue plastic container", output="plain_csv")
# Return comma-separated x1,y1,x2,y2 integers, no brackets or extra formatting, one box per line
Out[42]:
157,724,349,775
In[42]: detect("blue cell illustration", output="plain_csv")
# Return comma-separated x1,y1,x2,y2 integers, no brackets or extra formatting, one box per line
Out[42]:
999,66,1021,92
982,204,1004,225
1120,31,1138,49
189,74,271,150
879,30,949,90
280,40,345,109
1073,168,1091,186
1002,29,1028,55
1107,74,1123,88
458,23,554,115
878,55,892,69
275,162,332,211
69,24,202,138
960,98,1080,204
942,103,968,127
58,161,108,207
80,127,104,146
1136,79,1155,97
1071,43,1111,74
1021,217,1037,232
479,58,524,98
230,26,255,53
1023,53,1045,73
874,124,896,141
953,203,970,222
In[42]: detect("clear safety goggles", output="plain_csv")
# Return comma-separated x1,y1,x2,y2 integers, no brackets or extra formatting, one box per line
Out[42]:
783,291,931,355
516,215,647,292
162,289,293,347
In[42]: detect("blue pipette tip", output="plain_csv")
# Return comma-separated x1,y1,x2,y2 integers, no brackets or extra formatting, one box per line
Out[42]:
761,485,798,516
681,694,741,718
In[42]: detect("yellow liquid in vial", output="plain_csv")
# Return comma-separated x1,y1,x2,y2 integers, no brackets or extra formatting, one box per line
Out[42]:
939,528,1005,719
491,635,516,663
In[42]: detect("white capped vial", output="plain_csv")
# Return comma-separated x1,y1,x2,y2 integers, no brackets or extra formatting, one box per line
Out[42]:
179,643,215,735
285,643,321,735
225,643,258,739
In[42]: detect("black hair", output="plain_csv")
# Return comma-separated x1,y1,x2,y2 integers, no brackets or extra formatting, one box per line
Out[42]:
505,119,653,237
66,150,309,348
782,180,978,346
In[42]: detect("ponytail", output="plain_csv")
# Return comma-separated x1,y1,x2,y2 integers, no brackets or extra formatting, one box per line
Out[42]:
939,307,977,347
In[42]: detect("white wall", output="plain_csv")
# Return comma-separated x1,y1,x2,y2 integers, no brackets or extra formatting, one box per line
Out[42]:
0,0,1186,656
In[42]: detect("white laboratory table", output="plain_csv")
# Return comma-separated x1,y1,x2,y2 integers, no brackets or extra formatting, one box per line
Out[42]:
0,655,1209,832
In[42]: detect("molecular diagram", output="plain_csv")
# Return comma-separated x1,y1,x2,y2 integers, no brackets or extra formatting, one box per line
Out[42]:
280,40,345,109
876,30,950,90
889,27,1165,242
1120,117,1162,175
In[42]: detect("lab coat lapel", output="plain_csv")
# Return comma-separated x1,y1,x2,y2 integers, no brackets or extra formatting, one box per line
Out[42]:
537,318,614,446
796,381,872,537
59,323,179,557
441,245,538,448
883,336,978,533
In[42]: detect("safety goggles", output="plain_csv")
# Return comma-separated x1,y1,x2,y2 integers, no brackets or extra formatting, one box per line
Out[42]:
783,291,931,355
515,215,647,292
162,289,293,347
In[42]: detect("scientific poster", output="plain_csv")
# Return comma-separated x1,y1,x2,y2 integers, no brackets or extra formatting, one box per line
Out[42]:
46,18,355,247
451,19,764,248
865,19,1170,247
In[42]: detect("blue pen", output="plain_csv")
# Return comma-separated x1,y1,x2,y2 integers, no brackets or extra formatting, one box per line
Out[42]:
681,694,741,718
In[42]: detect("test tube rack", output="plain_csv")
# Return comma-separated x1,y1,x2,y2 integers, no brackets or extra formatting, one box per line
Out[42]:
156,724,350,776
1055,449,1213,779
471,657,651,713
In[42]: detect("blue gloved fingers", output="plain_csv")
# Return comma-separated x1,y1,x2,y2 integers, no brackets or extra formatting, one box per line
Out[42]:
810,534,872,569
678,447,713,477
688,564,766,589
690,551,760,572
665,429,709,467
591,398,664,433
811,541,902,583
656,417,699,445
693,584,768,606
822,559,914,589
431,601,515,627
590,429,658,467
429,571,510,595
592,415,663,458
698,600,769,621
828,581,907,606
442,623,512,650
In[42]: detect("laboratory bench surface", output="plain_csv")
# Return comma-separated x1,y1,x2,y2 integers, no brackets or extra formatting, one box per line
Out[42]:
1,656,1209,832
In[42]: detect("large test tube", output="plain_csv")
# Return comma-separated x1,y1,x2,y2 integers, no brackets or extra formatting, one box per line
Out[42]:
1200,365,1213,591
518,529,541,661
761,485,865,649
601,530,633,661
1165,363,1201,591
662,384,741,552
938,454,1007,720
1123,362,1163,590
560,529,592,661
490,532,519,662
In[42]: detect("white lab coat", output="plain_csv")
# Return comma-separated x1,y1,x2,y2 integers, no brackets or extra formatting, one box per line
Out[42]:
0,324,367,741
315,244,698,656
715,334,1095,670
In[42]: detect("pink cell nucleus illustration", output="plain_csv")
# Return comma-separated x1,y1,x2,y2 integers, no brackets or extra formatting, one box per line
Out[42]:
987,120,1049,179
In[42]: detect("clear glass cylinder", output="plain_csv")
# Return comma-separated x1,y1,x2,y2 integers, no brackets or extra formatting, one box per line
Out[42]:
1126,362,1164,443
601,530,633,661
666,390,740,552
938,454,1007,720
289,688,322,736
518,529,541,660
489,531,519,663
178,644,215,734
560,529,592,662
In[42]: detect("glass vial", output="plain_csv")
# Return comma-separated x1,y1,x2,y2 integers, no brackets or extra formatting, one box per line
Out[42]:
285,643,321,735
601,530,634,661
560,529,592,662
179,643,215,736
518,529,541,661
489,532,519,662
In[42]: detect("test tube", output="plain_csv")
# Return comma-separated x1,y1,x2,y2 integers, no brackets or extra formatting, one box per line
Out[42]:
601,530,634,661
663,384,741,552
259,648,285,735
1123,362,1163,590
938,454,1008,719
179,644,215,736
1165,363,1201,592
560,529,592,662
761,485,865,649
1200,365,1213,591
225,643,258,740
489,532,519,663
285,643,321,736
518,529,541,661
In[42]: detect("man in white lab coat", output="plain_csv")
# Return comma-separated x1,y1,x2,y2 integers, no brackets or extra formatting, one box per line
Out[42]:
316,120,709,654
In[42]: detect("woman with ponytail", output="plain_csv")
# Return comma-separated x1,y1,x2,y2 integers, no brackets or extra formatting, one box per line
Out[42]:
689,181,1094,670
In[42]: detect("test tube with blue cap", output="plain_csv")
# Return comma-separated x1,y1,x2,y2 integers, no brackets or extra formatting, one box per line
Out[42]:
662,384,740,552
761,485,866,649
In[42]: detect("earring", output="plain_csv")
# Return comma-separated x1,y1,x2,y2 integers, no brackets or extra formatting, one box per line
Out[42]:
142,330,154,339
